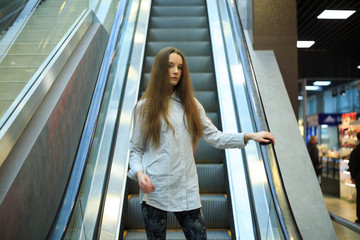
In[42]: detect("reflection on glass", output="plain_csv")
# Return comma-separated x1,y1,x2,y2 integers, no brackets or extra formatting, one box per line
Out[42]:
0,0,89,121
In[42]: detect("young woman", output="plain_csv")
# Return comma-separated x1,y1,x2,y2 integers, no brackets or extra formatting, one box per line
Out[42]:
128,47,275,239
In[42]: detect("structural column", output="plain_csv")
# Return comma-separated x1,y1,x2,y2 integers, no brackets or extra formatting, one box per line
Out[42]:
239,0,298,118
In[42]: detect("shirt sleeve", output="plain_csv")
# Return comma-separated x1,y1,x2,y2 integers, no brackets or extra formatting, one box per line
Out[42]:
127,103,146,181
196,99,246,149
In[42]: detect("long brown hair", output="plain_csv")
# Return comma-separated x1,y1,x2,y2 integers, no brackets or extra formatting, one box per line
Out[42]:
135,47,203,148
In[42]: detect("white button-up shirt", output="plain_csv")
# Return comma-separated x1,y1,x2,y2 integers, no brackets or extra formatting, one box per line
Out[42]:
128,92,246,212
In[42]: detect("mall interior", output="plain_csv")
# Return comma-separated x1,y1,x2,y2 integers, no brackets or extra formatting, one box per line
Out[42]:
0,0,359,239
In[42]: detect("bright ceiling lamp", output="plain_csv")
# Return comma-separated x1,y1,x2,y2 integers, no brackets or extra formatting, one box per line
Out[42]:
297,40,315,48
317,10,356,19
313,81,331,86
305,86,322,91
357,65,360,69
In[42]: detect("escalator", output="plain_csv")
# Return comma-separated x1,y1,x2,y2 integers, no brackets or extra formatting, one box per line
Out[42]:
0,0,87,119
0,0,340,239
124,0,232,238
47,0,299,239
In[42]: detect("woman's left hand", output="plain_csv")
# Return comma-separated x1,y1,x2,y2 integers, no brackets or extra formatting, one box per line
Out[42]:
245,131,275,145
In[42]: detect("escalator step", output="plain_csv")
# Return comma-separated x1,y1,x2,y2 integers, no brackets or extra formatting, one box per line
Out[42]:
153,0,205,6
0,82,27,99
191,73,216,90
150,17,208,29
140,72,215,92
197,164,225,193
5,43,56,55
151,6,206,17
148,29,209,42
204,112,220,129
0,67,36,81
126,195,229,229
195,91,219,112
144,56,213,73
145,41,211,56
137,91,220,115
195,138,224,164
124,229,231,240
0,54,48,67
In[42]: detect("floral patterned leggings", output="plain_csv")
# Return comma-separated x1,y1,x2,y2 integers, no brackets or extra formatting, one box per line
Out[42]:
141,202,207,240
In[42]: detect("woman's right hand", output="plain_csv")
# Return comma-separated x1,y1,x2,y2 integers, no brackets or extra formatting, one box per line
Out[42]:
136,171,155,193
244,131,275,145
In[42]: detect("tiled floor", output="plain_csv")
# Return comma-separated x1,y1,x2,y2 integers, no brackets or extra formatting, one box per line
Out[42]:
323,193,360,239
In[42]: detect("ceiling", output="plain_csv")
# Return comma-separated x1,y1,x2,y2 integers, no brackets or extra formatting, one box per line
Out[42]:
297,0,360,86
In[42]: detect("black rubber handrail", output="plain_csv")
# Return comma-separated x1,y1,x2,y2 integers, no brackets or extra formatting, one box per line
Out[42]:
329,211,360,234
47,1,128,239
225,0,302,239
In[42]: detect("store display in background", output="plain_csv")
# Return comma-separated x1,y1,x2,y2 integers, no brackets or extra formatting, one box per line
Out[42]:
339,117,360,161
339,125,360,150
342,112,358,126
306,113,342,149
307,113,359,199
340,159,356,202
338,116,360,202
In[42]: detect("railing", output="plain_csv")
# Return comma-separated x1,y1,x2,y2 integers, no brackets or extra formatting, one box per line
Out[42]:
0,0,89,167
329,212,360,235
97,0,152,237
221,1,360,239
47,0,128,239
223,0,302,239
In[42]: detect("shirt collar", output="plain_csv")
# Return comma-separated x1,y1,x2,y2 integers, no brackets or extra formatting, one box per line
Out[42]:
170,91,181,103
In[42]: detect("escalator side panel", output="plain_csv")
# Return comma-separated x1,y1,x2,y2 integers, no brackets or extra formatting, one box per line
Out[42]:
0,23,108,240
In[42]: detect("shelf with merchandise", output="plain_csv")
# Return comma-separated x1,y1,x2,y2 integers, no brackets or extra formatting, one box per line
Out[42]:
339,159,356,202
321,156,340,180
319,116,359,198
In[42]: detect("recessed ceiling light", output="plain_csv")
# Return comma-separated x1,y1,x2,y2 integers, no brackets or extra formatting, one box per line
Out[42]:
317,10,356,19
313,81,331,86
357,65,360,69
305,86,322,91
297,41,315,48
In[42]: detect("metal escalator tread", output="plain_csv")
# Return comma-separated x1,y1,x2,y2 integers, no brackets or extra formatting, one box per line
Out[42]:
0,0,87,118
150,17,208,28
144,56,213,73
152,0,205,6
146,42,211,56
124,230,231,240
126,195,228,229
148,29,210,42
141,72,215,91
151,6,207,17
125,0,232,238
